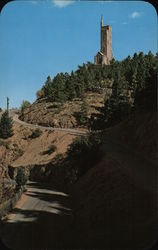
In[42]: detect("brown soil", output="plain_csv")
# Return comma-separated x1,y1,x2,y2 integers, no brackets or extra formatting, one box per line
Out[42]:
71,112,158,249
103,111,157,162
72,152,157,249
7,124,76,168
21,91,105,128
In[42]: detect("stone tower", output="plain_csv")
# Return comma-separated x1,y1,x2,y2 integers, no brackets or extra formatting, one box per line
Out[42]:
94,16,113,65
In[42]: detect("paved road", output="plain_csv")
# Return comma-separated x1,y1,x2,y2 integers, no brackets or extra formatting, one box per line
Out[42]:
11,112,87,136
1,181,74,250
0,141,157,250
1,110,157,249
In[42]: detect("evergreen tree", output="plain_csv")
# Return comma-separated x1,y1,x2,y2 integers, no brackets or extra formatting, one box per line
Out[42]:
21,100,31,113
79,99,88,125
43,76,53,96
0,111,14,139
16,167,28,188
35,51,157,123
66,72,77,100
53,73,67,102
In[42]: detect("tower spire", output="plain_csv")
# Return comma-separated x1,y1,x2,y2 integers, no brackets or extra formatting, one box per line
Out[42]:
101,15,103,27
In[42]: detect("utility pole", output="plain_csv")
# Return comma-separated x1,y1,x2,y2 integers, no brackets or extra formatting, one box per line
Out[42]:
7,97,9,115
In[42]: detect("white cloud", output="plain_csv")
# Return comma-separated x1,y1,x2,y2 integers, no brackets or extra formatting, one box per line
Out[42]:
53,0,74,8
129,11,142,19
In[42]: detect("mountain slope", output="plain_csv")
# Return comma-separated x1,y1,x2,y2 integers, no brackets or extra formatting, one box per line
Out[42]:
20,91,108,128
71,112,157,249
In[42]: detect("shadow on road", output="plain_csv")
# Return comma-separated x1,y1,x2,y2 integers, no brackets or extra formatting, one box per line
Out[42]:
0,181,75,250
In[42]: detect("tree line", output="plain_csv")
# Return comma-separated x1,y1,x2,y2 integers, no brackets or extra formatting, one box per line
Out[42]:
0,51,157,139
37,51,157,103
36,51,157,128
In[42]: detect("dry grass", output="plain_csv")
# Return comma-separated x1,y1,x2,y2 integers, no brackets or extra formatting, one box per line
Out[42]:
22,91,105,128
8,125,76,168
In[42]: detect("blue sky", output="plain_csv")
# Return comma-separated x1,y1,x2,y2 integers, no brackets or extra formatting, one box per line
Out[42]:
0,0,157,109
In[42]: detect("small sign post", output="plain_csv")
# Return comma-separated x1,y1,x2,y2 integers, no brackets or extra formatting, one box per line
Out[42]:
7,97,9,115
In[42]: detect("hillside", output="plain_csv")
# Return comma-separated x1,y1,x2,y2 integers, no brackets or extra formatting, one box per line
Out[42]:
71,111,157,249
72,151,157,249
0,145,15,204
5,124,76,168
0,146,8,200
20,52,157,130
103,111,157,162
20,90,109,128
0,51,157,249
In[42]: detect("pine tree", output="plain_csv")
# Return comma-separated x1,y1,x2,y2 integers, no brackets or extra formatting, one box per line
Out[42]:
16,168,28,188
79,99,88,125
66,72,76,100
21,100,31,113
53,73,67,102
0,111,14,139
43,76,53,96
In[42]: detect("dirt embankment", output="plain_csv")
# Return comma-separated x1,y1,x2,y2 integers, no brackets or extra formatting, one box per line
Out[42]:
5,123,76,183
0,144,14,203
71,112,158,249
104,111,157,162
5,124,76,168
0,146,8,180
72,153,157,249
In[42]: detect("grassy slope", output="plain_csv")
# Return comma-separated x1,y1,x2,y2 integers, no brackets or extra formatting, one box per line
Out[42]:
2,124,76,168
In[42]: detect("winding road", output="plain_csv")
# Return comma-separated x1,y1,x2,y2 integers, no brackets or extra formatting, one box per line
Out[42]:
1,138,158,250
0,110,157,249
10,111,87,136
1,181,75,250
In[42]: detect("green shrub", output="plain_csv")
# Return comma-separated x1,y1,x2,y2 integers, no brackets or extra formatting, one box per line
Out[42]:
75,100,89,126
29,129,42,139
66,132,103,180
0,111,13,139
16,168,28,188
21,100,31,113
13,144,24,158
43,144,57,155
18,148,24,156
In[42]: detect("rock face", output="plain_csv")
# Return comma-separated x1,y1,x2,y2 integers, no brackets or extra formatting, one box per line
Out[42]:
0,146,8,179
20,92,107,128
0,145,9,201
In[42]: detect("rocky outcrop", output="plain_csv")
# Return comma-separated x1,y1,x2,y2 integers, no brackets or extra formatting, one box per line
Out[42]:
0,145,9,201
20,92,106,128
0,146,8,178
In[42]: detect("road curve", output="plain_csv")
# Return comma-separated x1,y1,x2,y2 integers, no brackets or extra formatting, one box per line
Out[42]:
11,112,87,136
1,181,74,250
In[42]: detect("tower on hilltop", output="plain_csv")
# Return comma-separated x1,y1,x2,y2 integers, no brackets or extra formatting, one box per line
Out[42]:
94,16,113,65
